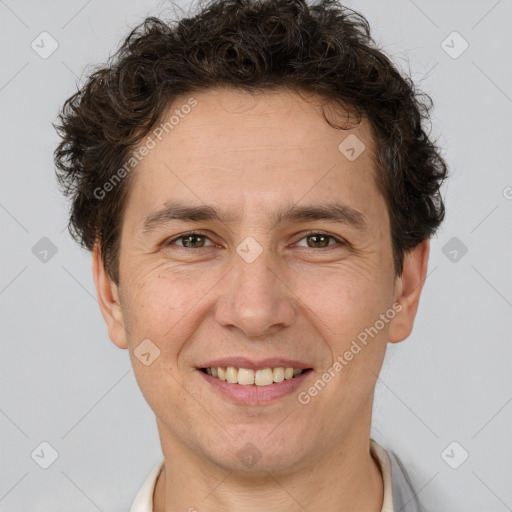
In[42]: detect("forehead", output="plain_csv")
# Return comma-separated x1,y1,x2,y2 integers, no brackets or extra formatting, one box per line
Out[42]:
151,87,376,161
124,87,387,234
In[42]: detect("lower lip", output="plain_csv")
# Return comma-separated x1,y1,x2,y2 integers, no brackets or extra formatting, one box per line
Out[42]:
197,369,313,405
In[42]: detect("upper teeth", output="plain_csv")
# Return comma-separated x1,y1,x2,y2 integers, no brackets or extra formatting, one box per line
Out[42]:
205,367,303,386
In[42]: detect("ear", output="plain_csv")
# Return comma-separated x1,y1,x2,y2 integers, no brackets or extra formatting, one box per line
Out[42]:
92,243,128,349
388,239,430,344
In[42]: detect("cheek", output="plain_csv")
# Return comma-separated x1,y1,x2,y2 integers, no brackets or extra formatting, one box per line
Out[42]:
121,263,213,361
296,264,392,402
303,279,389,417
298,262,391,336
127,288,186,344
122,272,194,411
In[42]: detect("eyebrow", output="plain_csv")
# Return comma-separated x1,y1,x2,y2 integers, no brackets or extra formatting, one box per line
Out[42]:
141,200,369,234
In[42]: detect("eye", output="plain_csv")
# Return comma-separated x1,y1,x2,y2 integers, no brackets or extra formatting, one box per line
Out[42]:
163,230,346,250
165,231,215,249
295,231,345,249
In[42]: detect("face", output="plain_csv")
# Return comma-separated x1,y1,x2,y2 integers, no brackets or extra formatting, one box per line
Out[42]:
94,87,428,474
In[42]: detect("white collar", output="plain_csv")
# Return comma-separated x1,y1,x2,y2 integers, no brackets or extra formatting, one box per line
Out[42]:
130,439,420,511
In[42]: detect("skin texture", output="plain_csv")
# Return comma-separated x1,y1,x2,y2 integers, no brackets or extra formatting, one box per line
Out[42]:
93,87,429,511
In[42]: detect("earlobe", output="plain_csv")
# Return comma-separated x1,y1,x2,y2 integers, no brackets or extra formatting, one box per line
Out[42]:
92,243,128,350
388,239,430,344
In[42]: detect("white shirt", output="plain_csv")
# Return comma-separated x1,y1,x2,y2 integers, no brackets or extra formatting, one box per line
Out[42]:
130,439,421,511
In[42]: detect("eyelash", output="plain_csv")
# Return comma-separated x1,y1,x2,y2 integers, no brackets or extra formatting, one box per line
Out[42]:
164,230,347,250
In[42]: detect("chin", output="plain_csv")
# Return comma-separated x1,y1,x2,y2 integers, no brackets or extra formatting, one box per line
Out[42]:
199,432,308,476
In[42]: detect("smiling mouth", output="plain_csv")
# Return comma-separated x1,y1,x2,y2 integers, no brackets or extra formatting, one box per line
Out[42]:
199,366,313,386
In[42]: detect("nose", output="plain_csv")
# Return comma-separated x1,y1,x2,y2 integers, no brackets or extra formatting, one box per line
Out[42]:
213,244,297,339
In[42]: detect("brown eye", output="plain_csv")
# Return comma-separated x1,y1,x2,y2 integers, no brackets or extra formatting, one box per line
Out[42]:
295,232,342,249
307,234,330,248
165,231,214,248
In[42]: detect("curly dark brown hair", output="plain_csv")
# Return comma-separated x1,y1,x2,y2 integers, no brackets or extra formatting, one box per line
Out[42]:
54,0,448,286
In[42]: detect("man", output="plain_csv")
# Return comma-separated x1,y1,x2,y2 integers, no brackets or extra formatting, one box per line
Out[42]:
54,0,448,510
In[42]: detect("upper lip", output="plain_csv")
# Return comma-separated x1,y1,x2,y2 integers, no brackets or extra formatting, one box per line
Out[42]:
198,357,312,371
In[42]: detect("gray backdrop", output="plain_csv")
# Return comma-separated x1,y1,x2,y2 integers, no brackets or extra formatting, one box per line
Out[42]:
1,0,511,510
